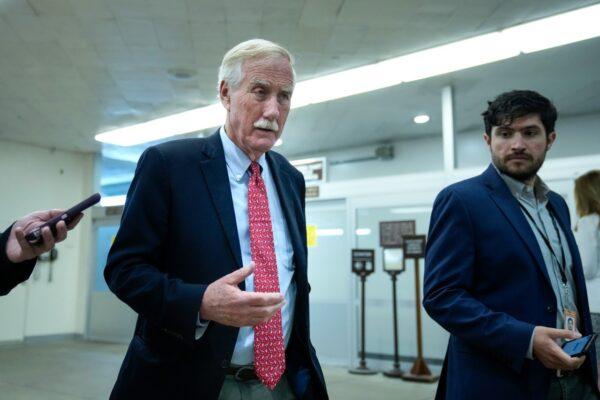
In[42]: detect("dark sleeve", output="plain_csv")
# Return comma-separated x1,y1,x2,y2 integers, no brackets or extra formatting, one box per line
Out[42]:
0,224,37,296
422,188,534,373
299,172,307,253
104,147,207,343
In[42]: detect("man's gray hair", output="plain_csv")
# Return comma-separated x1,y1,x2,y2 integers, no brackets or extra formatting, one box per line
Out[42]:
217,39,296,92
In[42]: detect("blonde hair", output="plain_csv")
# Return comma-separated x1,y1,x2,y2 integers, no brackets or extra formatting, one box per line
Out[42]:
217,39,295,92
574,170,600,217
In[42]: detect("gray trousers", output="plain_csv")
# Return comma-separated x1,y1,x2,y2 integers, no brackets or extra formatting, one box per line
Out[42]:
218,375,296,400
547,370,600,400
591,312,600,362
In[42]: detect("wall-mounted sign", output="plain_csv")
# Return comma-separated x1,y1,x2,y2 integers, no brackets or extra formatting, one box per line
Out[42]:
291,157,326,183
351,249,375,275
379,220,415,248
306,185,320,199
403,235,426,259
106,205,124,216
306,224,318,247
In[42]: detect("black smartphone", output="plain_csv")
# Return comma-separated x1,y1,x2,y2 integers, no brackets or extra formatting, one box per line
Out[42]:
25,193,101,245
562,333,598,357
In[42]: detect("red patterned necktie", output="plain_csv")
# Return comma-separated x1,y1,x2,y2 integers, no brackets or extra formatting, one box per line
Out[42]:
248,161,286,390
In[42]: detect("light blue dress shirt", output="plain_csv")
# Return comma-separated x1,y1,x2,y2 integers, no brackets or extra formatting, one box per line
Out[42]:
196,127,296,366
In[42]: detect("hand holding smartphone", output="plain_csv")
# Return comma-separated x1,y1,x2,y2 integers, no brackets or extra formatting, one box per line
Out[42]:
25,193,101,245
562,333,598,357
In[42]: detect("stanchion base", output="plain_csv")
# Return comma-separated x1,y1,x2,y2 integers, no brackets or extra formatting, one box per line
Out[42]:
383,368,404,378
401,357,439,383
401,373,439,383
349,366,378,375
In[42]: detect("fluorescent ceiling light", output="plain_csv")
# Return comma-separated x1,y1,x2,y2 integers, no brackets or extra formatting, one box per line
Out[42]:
502,5,600,54
390,206,433,214
391,32,520,83
96,104,225,147
101,174,134,186
355,228,371,236
290,157,324,166
317,228,344,236
100,195,127,207
414,114,430,124
274,138,283,146
95,4,600,147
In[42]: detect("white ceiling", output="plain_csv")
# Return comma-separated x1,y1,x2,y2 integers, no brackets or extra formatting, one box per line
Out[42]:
0,0,599,157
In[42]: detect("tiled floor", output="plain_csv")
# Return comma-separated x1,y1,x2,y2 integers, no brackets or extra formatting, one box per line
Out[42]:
0,339,438,399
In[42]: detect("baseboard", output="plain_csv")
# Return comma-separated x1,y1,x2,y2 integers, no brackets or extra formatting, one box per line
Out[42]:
24,333,84,343
362,352,444,366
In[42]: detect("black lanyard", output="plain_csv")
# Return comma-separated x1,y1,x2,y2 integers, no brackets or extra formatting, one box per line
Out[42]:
518,203,568,284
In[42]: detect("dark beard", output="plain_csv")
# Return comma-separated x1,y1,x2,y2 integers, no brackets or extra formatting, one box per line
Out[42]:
492,152,546,182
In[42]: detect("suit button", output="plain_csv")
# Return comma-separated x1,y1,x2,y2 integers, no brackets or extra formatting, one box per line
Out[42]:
546,305,555,313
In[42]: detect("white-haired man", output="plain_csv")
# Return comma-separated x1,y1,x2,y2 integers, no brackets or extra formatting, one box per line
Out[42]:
105,39,328,399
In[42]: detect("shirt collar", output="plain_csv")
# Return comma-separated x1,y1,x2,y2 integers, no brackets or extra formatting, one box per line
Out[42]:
219,126,268,182
492,162,549,204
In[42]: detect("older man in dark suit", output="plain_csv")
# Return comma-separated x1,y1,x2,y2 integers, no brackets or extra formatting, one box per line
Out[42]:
105,39,328,400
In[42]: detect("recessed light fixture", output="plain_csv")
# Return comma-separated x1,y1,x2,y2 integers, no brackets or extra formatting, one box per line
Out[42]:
414,114,430,124
167,67,197,80
275,138,283,146
95,3,600,146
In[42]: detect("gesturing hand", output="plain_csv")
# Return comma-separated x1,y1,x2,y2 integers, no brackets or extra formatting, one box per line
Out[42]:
6,210,83,264
532,326,586,370
200,263,285,327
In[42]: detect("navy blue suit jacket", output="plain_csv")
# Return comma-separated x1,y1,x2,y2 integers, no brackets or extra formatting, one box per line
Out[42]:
104,132,328,400
0,224,36,296
423,165,598,400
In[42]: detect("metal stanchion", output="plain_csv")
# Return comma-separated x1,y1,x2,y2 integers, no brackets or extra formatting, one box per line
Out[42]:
349,249,377,375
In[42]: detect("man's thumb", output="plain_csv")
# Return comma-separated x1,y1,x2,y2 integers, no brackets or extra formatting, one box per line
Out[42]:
548,327,581,340
223,262,255,285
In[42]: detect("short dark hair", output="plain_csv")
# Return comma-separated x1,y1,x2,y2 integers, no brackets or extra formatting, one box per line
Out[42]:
482,90,557,135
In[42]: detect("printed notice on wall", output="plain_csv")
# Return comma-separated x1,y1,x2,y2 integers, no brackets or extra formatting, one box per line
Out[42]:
307,224,317,247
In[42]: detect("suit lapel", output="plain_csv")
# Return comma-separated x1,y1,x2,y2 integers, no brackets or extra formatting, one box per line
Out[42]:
198,132,243,270
546,195,575,259
266,153,306,271
483,165,552,287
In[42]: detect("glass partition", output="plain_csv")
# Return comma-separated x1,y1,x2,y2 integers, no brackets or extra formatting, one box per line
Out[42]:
354,205,448,370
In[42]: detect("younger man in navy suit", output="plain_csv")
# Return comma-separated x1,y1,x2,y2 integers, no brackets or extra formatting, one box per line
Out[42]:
424,90,599,399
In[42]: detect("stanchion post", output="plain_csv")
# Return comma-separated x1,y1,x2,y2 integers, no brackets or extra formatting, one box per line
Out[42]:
349,249,377,375
382,246,405,379
401,236,439,383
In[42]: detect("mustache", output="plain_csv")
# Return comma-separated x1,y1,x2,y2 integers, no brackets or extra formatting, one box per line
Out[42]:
505,153,533,161
253,119,279,132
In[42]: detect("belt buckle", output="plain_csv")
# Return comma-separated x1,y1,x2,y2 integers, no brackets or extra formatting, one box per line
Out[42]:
561,369,575,377
234,366,255,382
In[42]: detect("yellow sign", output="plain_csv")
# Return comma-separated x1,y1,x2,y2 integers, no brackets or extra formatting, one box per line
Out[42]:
306,224,317,247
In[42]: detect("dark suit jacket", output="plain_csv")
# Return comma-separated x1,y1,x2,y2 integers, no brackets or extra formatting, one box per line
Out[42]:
104,132,328,400
423,165,598,400
0,224,36,296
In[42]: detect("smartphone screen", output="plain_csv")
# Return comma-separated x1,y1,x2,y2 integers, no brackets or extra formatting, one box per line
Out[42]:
562,334,597,356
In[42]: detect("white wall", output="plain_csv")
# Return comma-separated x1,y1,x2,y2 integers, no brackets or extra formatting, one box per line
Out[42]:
0,140,94,342
289,112,600,182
